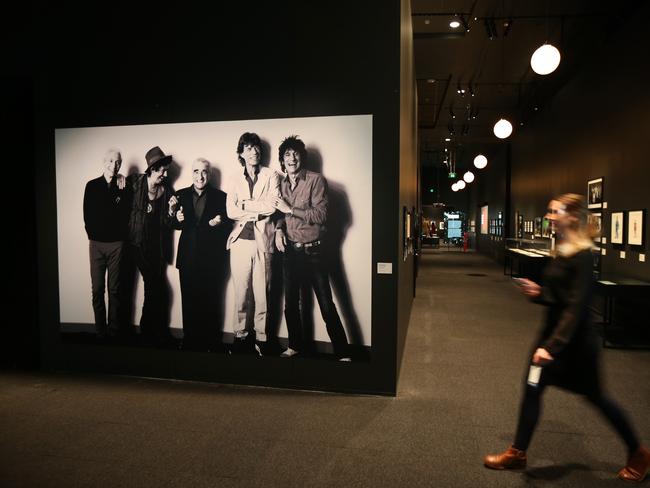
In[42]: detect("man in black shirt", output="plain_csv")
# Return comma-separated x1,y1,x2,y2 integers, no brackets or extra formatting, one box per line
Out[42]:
83,149,129,339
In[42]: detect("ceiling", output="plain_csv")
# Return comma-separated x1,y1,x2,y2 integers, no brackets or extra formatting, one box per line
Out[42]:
412,0,644,174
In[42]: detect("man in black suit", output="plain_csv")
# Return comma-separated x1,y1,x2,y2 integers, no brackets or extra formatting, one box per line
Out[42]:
170,158,230,351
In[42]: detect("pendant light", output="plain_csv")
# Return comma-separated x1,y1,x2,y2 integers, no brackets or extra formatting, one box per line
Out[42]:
474,154,488,169
531,1,561,75
463,171,475,183
531,44,561,75
493,118,513,139
451,182,459,192
493,17,513,140
456,180,466,190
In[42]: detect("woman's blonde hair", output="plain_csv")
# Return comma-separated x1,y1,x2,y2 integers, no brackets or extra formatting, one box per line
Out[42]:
555,193,597,256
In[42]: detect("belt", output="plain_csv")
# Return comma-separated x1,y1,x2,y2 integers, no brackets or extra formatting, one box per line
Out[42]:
290,240,321,249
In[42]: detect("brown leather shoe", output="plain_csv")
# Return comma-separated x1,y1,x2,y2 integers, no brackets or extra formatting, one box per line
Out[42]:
484,446,527,470
618,446,650,482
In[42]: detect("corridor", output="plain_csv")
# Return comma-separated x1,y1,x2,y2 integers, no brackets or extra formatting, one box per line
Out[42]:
1,249,649,487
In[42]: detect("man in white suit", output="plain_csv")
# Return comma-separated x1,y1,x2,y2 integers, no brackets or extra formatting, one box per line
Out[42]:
226,132,280,355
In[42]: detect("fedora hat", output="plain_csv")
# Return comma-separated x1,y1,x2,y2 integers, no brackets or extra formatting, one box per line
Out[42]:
145,146,172,168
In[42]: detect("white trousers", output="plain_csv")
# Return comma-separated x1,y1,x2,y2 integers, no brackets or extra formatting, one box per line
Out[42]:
230,238,271,342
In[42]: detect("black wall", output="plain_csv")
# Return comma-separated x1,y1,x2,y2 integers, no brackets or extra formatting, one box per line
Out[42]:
510,4,650,281
396,0,418,379
16,1,416,394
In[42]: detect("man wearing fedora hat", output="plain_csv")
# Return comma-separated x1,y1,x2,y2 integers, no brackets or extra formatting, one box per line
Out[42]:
125,145,177,347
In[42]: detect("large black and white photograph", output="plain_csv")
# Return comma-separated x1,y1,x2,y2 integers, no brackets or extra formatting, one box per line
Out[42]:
587,177,604,209
56,115,373,361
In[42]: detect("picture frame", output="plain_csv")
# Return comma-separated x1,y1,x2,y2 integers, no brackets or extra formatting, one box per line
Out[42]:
610,211,624,245
534,217,542,237
588,212,602,242
627,210,644,246
587,177,604,209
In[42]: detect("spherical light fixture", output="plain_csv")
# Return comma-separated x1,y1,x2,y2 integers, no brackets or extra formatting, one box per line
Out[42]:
530,44,561,75
456,180,466,190
493,118,513,139
463,171,475,183
451,182,459,192
474,154,488,169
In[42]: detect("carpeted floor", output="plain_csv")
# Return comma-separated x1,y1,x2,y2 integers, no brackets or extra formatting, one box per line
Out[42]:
1,248,648,487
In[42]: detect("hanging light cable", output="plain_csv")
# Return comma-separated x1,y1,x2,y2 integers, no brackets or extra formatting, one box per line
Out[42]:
531,0,561,75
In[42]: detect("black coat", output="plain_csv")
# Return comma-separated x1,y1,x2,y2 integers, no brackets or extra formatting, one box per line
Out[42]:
533,248,600,393
172,185,230,271
126,173,175,263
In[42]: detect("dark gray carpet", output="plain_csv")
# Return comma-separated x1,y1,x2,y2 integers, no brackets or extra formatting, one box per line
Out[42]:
1,249,648,487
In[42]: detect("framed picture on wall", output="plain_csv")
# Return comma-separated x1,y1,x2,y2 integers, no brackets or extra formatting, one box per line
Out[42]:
517,214,524,238
610,212,624,245
628,210,645,246
587,177,603,209
588,212,602,242
534,217,542,237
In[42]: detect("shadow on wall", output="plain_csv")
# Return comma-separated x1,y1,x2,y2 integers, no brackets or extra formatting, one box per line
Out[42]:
308,146,366,351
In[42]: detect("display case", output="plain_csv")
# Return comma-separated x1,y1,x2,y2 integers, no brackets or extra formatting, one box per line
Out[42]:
505,237,552,256
504,238,553,281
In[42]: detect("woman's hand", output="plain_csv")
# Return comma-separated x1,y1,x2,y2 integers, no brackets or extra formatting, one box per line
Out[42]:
518,278,541,298
532,347,554,365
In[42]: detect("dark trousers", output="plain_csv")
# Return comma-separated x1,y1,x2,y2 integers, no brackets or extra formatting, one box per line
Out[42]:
132,245,170,343
283,243,348,357
179,265,225,350
513,368,640,453
89,240,123,336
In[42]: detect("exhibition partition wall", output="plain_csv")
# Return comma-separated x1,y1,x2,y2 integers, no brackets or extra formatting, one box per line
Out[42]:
34,1,417,394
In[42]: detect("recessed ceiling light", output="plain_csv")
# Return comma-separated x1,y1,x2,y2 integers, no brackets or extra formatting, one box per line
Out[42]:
427,78,436,84
424,18,430,25
445,138,451,142
450,20,461,29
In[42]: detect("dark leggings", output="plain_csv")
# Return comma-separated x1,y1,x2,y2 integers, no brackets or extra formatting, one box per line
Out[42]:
513,379,640,454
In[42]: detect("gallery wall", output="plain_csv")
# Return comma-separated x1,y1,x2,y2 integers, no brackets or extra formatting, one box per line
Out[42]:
28,1,415,394
510,6,650,281
396,0,418,377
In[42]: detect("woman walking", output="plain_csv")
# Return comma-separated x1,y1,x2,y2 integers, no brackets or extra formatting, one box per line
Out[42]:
484,193,649,482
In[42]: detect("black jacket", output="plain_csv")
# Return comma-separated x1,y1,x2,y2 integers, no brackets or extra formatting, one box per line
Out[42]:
532,248,600,393
172,185,231,270
535,249,595,357
127,173,174,262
